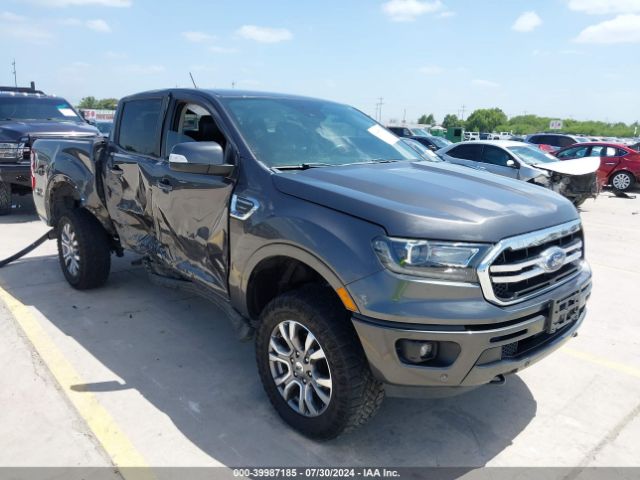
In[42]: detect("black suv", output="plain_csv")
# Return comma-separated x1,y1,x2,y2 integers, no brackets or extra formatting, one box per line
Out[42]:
0,85,98,214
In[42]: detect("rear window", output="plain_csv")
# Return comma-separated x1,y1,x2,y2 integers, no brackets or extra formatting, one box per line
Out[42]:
117,98,163,157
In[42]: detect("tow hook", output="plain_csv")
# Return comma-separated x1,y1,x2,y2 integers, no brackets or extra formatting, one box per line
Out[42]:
0,229,55,268
489,374,506,386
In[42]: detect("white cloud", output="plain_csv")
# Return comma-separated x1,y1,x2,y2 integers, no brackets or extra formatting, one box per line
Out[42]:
568,0,640,14
419,65,444,75
472,79,500,88
438,10,456,18
27,0,130,6
381,0,444,21
86,19,110,32
0,11,26,21
574,14,640,43
237,25,292,43
512,11,542,32
0,24,53,44
182,31,216,43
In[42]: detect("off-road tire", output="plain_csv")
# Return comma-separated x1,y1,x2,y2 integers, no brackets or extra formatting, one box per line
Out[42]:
255,286,384,440
0,182,11,216
611,171,634,192
56,209,111,289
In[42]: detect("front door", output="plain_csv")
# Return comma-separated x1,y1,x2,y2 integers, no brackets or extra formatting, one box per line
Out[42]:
152,97,234,295
104,96,166,254
480,145,520,179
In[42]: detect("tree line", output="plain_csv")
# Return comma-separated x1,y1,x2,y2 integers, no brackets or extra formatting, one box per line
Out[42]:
418,109,638,138
76,96,119,110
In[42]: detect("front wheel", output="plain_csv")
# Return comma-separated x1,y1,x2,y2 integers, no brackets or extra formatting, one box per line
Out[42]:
611,171,634,192
255,287,384,440
57,209,111,289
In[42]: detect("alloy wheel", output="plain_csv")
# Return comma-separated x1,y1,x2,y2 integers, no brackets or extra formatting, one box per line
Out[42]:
60,222,80,277
268,320,332,417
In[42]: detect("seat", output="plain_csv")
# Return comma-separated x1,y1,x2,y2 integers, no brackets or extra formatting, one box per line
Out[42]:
198,115,226,148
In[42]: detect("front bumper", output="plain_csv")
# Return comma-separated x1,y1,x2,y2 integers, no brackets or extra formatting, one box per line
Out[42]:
0,163,31,188
350,264,592,395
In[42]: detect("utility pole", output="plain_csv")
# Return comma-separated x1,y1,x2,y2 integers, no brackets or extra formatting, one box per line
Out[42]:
459,104,467,121
11,59,17,87
402,109,406,125
231,81,236,89
375,97,384,122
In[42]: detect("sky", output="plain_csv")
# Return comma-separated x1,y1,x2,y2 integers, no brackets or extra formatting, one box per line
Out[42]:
1,0,639,125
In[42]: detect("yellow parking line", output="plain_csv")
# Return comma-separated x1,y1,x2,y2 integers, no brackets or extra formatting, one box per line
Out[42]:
0,286,154,480
562,346,640,380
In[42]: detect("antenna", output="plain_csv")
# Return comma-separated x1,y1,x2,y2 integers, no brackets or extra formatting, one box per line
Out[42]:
189,72,198,88
11,59,17,87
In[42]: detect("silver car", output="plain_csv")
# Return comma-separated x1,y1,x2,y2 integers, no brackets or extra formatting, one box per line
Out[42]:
437,140,600,206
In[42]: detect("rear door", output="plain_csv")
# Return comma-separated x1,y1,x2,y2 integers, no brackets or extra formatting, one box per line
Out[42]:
591,145,622,179
442,143,484,169
152,93,235,295
104,96,167,253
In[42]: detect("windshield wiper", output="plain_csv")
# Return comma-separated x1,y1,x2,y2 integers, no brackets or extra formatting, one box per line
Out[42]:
274,162,337,170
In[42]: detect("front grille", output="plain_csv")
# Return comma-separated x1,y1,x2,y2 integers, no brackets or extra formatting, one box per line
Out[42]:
478,220,584,305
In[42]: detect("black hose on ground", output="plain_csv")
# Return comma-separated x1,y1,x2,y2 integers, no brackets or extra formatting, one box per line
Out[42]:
0,229,56,268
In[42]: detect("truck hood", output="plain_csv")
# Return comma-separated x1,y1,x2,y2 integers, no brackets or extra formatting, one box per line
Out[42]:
272,161,578,243
534,157,600,176
0,121,98,142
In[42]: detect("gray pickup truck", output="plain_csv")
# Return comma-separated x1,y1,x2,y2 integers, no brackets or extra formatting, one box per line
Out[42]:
32,88,592,439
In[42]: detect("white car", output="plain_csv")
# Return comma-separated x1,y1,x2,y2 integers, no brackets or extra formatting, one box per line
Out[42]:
437,140,600,206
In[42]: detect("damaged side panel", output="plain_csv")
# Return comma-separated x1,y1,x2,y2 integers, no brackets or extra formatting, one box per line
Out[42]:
103,150,160,255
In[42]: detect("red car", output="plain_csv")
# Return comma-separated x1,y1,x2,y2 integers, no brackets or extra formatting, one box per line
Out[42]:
554,142,640,192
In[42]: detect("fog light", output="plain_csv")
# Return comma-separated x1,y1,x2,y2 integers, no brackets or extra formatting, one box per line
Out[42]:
397,340,438,364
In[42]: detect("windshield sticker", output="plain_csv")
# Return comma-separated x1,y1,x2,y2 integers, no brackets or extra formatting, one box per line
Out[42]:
57,106,77,117
368,124,399,145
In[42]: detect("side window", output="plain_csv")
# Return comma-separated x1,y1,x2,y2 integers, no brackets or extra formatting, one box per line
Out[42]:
481,146,513,167
558,137,576,148
165,103,227,156
447,144,483,160
589,146,605,157
560,146,589,158
616,148,628,157
528,135,542,144
604,146,618,157
117,98,162,157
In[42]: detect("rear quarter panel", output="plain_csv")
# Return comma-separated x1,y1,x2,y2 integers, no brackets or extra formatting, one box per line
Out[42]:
32,138,114,232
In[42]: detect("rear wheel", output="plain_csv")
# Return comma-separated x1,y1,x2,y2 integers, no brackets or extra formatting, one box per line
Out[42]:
56,209,111,289
0,182,10,215
255,287,384,440
611,171,634,192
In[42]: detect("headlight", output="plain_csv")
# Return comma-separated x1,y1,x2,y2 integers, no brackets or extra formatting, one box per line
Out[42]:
372,236,490,282
0,142,21,160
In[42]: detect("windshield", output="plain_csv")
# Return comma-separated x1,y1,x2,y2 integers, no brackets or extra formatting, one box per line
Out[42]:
0,96,82,122
410,128,431,137
428,135,452,148
508,145,558,164
95,121,113,134
401,138,441,162
222,97,419,168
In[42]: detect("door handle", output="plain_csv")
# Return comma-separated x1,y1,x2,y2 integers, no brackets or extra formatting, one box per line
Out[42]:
157,178,173,192
110,165,124,175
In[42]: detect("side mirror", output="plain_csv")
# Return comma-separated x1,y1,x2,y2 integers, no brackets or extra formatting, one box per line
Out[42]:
169,142,234,176
506,159,517,168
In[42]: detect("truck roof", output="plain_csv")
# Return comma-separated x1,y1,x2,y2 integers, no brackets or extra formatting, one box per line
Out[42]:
121,88,339,104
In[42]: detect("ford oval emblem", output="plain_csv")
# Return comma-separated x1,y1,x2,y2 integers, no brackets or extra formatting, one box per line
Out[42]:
539,247,566,273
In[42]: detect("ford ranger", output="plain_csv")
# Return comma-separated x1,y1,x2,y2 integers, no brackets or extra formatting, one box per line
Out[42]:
31,88,592,439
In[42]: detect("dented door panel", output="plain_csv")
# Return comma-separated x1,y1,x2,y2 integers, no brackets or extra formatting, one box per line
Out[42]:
104,150,161,254
153,166,233,295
